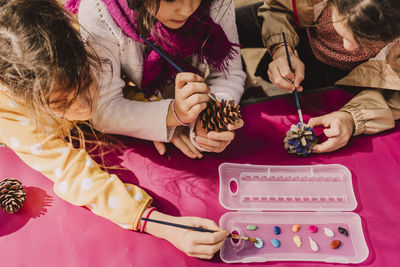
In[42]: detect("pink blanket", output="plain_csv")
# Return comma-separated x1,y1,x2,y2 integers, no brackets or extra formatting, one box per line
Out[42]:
0,89,399,266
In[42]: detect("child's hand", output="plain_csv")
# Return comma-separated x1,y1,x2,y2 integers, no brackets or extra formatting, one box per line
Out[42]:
195,118,244,152
308,111,355,153
173,72,210,125
268,46,305,92
163,216,228,259
153,126,203,159
142,210,228,259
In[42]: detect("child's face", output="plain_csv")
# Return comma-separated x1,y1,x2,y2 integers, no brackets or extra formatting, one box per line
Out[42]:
155,0,202,29
331,6,359,51
49,73,99,121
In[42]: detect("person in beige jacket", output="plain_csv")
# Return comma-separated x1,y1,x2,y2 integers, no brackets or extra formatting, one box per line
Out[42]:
237,0,400,153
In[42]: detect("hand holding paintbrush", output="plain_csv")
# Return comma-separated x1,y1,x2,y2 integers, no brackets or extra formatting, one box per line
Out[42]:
141,34,244,157
139,35,220,106
139,210,240,259
280,33,318,156
142,217,257,242
267,33,305,93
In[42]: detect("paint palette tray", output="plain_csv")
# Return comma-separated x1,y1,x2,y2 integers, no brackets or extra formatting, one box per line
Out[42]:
218,163,369,264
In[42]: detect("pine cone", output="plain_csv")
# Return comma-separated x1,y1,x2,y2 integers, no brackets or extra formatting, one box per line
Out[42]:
0,178,26,213
199,97,241,132
284,122,318,157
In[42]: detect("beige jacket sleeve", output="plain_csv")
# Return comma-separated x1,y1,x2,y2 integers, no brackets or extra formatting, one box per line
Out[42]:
258,0,322,52
0,90,152,230
340,89,400,135
258,0,300,51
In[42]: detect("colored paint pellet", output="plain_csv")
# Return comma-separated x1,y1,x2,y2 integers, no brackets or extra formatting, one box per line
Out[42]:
246,225,258,231
292,224,301,232
324,227,334,237
309,236,319,251
273,225,281,235
338,227,349,237
270,239,281,248
254,238,264,249
308,225,318,233
293,235,302,248
330,240,341,249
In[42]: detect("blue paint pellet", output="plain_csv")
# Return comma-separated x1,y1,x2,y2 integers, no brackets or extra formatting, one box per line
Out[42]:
254,238,264,248
273,225,281,235
270,239,281,248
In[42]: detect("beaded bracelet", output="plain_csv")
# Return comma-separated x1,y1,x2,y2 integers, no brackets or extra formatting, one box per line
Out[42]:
171,99,189,126
140,207,157,233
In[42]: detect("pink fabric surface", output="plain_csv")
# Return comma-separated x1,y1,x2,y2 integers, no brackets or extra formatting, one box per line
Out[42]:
1,89,399,266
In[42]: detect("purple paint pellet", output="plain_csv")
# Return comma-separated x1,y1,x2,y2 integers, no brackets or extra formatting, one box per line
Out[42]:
308,225,318,233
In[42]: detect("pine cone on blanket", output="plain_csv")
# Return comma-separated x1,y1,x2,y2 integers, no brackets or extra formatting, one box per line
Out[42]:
284,122,318,157
199,96,241,132
0,178,26,213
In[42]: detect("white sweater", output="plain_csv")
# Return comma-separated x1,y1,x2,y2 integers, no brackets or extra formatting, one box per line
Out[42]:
78,0,246,142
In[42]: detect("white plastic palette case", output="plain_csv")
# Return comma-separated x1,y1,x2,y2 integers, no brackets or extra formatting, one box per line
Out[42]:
218,163,369,264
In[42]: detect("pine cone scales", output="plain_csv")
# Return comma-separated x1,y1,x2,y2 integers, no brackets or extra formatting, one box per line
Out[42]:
284,122,318,157
200,99,241,132
0,178,26,213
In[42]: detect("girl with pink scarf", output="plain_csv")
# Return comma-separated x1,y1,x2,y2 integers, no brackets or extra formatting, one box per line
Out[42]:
66,0,245,159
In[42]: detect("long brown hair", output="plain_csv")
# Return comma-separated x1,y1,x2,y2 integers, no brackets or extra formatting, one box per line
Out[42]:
0,0,106,141
329,0,400,45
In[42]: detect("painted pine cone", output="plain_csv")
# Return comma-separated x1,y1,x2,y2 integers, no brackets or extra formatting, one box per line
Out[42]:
284,122,318,156
0,178,26,213
199,98,241,132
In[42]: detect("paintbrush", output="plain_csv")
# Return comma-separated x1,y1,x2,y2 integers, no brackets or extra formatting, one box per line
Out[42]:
282,32,304,125
141,217,257,242
139,35,220,105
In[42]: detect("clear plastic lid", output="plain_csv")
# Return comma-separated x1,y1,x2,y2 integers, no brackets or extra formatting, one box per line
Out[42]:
219,163,357,211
